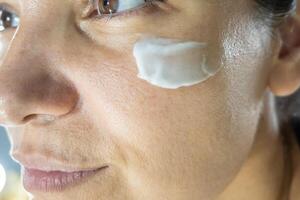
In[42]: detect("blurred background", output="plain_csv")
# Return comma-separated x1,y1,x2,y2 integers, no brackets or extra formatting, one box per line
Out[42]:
0,127,29,200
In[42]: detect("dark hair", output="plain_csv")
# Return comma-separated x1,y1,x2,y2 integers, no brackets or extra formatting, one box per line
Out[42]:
255,0,296,26
256,0,296,15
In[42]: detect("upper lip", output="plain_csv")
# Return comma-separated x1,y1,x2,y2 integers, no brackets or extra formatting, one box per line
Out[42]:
12,151,106,172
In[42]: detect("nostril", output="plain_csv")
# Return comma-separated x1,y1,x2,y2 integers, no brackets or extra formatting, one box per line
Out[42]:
23,114,37,123
23,114,57,126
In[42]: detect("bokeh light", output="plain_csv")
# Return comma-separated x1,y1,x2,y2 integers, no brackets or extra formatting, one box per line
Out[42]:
0,127,30,200
0,164,6,192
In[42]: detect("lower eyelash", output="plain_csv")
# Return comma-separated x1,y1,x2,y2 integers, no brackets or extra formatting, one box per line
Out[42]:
91,0,164,21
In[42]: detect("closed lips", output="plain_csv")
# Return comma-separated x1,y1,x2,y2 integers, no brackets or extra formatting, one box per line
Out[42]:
12,152,109,192
23,166,109,192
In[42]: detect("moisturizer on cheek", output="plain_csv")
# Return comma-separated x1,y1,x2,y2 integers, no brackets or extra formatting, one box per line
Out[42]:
133,37,220,89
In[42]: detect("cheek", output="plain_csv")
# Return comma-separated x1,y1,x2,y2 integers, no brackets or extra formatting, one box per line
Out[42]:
67,27,270,200
0,30,15,59
102,31,271,200
0,38,8,58
63,3,272,199
91,67,263,199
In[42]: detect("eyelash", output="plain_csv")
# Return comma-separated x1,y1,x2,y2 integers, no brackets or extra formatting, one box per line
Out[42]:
89,0,163,21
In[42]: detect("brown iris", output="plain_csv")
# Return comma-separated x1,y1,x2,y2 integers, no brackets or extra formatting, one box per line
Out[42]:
95,0,119,15
0,6,16,29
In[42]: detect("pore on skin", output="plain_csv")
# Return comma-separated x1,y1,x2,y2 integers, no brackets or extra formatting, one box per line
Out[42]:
133,37,221,89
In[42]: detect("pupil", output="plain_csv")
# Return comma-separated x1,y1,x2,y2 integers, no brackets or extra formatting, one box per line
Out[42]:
103,0,109,6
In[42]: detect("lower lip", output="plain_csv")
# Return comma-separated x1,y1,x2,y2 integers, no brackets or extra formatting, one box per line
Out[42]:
22,166,108,192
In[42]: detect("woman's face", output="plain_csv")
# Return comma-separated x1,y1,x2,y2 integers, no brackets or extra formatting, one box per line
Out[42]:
0,0,281,199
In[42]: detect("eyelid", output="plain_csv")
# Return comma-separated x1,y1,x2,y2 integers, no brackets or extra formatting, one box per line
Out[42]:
0,2,18,14
81,0,171,20
94,1,155,19
81,0,96,19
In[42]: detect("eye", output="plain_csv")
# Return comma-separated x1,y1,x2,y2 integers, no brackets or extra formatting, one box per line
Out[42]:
95,0,152,15
0,6,19,32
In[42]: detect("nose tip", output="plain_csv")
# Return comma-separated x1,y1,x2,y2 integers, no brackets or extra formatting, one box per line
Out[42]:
0,67,79,126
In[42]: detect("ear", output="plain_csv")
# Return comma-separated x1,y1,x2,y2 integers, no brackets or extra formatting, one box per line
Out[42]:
269,14,300,97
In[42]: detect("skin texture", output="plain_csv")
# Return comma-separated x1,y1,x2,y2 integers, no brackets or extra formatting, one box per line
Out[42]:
0,0,299,199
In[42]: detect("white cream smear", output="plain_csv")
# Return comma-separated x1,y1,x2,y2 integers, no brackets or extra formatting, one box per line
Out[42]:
133,37,220,89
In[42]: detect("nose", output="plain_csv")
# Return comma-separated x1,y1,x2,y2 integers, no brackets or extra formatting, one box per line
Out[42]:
0,65,79,126
0,4,79,126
